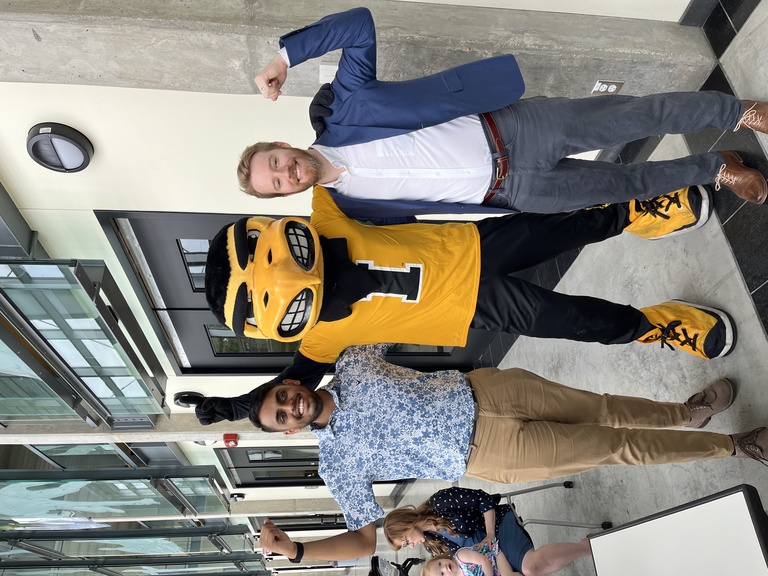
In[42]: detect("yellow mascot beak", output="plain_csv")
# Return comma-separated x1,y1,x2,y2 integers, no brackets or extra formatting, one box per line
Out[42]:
222,216,323,342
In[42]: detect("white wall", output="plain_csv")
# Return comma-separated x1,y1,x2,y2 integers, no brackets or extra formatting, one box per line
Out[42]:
391,0,692,22
0,81,316,394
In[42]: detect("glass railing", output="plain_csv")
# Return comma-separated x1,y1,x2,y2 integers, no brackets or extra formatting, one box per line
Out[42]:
0,467,265,576
0,262,164,422
32,444,128,469
0,337,80,419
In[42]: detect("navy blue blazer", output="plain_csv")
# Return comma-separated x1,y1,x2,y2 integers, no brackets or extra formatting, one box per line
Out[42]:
279,7,527,219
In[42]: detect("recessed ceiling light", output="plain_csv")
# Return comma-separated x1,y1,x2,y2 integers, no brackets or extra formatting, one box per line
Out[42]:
27,122,94,173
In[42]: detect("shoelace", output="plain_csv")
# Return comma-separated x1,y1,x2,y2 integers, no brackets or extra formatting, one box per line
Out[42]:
636,192,682,220
714,162,736,192
734,103,762,132
734,427,768,467
656,320,699,352
685,390,713,428
684,390,711,411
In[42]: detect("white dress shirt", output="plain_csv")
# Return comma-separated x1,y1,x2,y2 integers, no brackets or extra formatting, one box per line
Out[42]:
314,115,492,204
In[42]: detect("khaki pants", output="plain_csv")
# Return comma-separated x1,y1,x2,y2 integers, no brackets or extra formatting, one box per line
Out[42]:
465,367,734,483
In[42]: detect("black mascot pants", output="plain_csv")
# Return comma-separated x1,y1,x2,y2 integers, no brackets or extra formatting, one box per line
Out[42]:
470,203,651,344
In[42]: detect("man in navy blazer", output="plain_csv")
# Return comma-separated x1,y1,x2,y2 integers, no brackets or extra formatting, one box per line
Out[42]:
241,7,768,219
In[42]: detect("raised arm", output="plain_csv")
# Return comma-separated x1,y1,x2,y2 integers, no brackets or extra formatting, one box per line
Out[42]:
255,7,377,100
255,54,289,101
260,518,377,561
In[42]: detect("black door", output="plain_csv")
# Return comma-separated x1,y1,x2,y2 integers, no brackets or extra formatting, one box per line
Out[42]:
215,445,408,493
216,445,324,488
99,210,494,375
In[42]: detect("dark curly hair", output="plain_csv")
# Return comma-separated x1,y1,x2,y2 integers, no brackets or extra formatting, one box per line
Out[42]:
248,380,284,431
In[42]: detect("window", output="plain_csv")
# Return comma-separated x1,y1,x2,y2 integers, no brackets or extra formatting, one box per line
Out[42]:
178,238,210,292
208,324,300,356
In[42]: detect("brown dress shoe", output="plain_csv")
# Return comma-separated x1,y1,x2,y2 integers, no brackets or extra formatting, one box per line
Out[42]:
731,427,768,466
684,378,734,428
735,100,768,134
715,151,768,205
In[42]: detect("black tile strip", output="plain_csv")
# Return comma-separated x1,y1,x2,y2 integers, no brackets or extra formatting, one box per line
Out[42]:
680,0,721,26
684,128,726,157
721,0,762,31
722,201,768,292
536,259,561,291
615,135,665,165
701,64,735,95
751,283,768,340
703,2,739,58
555,248,581,278
615,137,651,165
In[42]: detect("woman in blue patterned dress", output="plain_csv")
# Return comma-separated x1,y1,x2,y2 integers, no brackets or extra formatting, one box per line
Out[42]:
383,487,589,576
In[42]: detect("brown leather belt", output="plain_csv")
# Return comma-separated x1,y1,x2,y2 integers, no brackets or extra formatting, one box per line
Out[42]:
479,111,509,204
466,384,479,463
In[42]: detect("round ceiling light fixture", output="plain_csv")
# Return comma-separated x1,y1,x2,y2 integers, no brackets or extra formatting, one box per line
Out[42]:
27,122,94,173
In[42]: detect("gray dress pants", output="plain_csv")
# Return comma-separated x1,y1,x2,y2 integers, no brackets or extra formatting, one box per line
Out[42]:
488,91,743,213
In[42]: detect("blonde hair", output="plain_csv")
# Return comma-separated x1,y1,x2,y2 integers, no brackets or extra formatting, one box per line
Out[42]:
423,554,454,576
383,504,456,556
237,142,283,198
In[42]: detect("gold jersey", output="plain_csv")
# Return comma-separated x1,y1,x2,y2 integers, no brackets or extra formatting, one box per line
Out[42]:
298,186,481,363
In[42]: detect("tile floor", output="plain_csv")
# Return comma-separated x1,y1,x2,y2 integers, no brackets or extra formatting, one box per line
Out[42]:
475,0,768,371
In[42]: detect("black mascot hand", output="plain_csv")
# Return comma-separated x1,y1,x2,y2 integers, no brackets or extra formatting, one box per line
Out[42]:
194,394,253,425
309,83,335,138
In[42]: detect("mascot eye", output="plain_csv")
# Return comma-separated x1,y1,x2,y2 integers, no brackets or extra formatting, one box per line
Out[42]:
246,291,255,322
267,249,273,264
247,230,260,262
284,222,315,271
263,292,269,307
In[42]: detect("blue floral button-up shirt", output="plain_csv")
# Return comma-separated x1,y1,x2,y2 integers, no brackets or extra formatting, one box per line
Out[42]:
312,344,475,531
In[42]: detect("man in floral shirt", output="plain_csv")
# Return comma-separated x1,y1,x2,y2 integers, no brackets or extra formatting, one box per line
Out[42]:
253,344,765,563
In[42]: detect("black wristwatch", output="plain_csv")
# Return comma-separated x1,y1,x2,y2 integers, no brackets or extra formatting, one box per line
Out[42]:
289,541,304,564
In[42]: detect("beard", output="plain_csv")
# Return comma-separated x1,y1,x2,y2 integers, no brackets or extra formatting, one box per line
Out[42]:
293,148,322,188
298,388,324,423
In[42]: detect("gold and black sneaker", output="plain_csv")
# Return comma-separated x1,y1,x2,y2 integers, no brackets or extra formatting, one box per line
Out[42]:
625,185,710,240
637,300,735,360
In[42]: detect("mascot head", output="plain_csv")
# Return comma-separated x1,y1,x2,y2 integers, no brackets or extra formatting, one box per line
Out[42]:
205,216,323,342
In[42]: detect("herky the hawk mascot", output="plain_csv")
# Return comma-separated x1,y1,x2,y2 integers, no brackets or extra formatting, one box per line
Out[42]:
180,185,733,425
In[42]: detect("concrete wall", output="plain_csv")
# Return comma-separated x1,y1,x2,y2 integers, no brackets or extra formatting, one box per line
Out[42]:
0,0,714,98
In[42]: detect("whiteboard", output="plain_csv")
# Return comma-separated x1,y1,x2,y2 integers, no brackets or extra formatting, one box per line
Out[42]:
590,490,768,576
